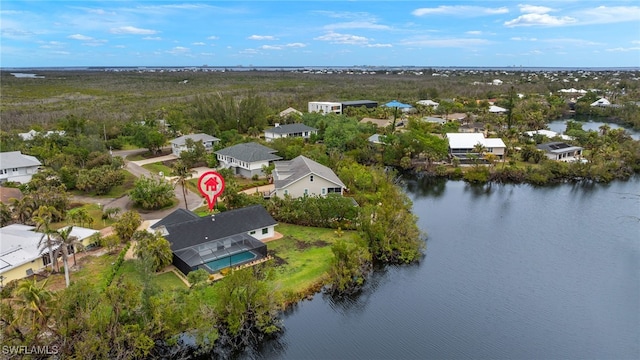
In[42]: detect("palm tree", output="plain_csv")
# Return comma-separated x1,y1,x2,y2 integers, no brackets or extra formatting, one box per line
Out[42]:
171,160,195,209
54,226,82,288
10,196,35,224
0,202,12,226
472,142,487,166
33,206,61,272
12,278,54,330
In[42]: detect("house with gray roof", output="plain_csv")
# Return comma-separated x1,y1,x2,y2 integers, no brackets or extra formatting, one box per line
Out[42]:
536,142,583,162
264,123,318,142
170,133,220,156
0,151,42,184
273,155,346,198
215,142,282,178
150,205,277,275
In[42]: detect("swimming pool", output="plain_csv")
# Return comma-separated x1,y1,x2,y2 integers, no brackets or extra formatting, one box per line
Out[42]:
204,251,257,273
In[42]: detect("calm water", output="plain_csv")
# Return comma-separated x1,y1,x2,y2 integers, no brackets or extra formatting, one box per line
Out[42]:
548,119,640,140
248,177,640,360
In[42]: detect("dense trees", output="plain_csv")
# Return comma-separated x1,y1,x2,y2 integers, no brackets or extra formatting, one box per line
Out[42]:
133,230,173,272
129,175,175,210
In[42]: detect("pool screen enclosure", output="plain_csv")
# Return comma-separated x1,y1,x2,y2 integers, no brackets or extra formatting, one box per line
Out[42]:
172,233,267,275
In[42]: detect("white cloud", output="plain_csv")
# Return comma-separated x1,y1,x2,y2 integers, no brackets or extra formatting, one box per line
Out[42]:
52,51,71,55
68,34,93,40
325,21,391,31
606,47,640,52
366,43,392,48
248,35,277,40
574,6,640,25
504,13,576,27
207,35,219,40
412,6,508,17
82,40,108,47
314,32,369,45
518,5,554,14
261,45,282,50
167,46,190,55
285,43,306,48
511,37,537,41
312,11,373,19
110,26,157,35
192,42,206,46
466,31,482,35
143,36,162,41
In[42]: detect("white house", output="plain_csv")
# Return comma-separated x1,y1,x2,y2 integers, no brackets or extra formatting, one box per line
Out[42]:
492,79,503,85
308,101,342,115
215,142,282,178
279,107,303,118
446,133,506,159
0,151,42,184
0,224,99,284
416,99,439,109
264,123,318,142
536,142,584,162
273,155,346,198
488,105,508,113
170,133,220,157
525,130,574,141
590,98,611,107
18,129,66,141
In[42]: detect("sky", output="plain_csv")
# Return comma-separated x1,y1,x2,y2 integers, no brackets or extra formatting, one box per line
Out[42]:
1,1,639,68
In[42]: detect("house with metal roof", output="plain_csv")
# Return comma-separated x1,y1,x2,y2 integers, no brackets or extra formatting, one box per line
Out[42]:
279,107,303,118
0,151,42,184
215,142,282,178
150,206,277,275
446,133,506,159
273,155,346,198
536,142,583,162
264,123,318,142
0,224,99,284
170,133,220,156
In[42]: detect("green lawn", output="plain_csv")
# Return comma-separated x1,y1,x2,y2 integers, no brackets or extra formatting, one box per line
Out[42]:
268,224,357,298
142,162,173,176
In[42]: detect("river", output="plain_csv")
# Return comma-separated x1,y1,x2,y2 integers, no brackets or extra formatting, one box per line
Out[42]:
246,177,640,360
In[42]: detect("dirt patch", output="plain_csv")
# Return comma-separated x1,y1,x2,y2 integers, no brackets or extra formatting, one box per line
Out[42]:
267,250,287,266
312,240,329,247
294,240,311,250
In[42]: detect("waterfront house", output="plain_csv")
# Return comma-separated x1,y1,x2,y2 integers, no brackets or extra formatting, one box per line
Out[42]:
0,151,42,184
0,224,99,284
170,133,220,157
536,142,583,162
273,155,346,198
446,133,506,159
150,206,277,275
590,98,611,107
416,99,439,109
264,123,318,142
215,142,282,178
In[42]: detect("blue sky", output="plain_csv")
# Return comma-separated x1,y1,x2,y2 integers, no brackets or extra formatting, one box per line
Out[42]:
2,1,639,68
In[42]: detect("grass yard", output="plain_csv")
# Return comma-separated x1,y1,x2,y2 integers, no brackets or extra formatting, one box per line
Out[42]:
116,260,188,290
42,250,119,292
142,162,173,176
268,223,357,298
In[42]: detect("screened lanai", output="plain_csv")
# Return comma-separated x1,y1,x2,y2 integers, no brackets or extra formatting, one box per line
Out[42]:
172,233,267,275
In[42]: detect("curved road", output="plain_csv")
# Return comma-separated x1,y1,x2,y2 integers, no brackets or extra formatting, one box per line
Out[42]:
73,148,204,221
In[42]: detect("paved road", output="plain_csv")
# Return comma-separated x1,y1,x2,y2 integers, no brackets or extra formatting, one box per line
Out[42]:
73,148,204,221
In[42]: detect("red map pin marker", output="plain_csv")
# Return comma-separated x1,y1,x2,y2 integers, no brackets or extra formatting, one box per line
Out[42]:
198,171,225,211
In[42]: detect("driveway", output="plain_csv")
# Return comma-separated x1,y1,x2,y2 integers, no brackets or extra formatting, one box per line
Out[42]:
75,148,204,221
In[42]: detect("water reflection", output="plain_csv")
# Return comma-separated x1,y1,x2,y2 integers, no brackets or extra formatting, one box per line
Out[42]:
403,174,446,198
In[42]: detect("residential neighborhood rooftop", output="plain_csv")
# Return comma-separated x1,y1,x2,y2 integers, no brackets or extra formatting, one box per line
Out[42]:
214,142,282,163
274,155,346,190
265,123,317,135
